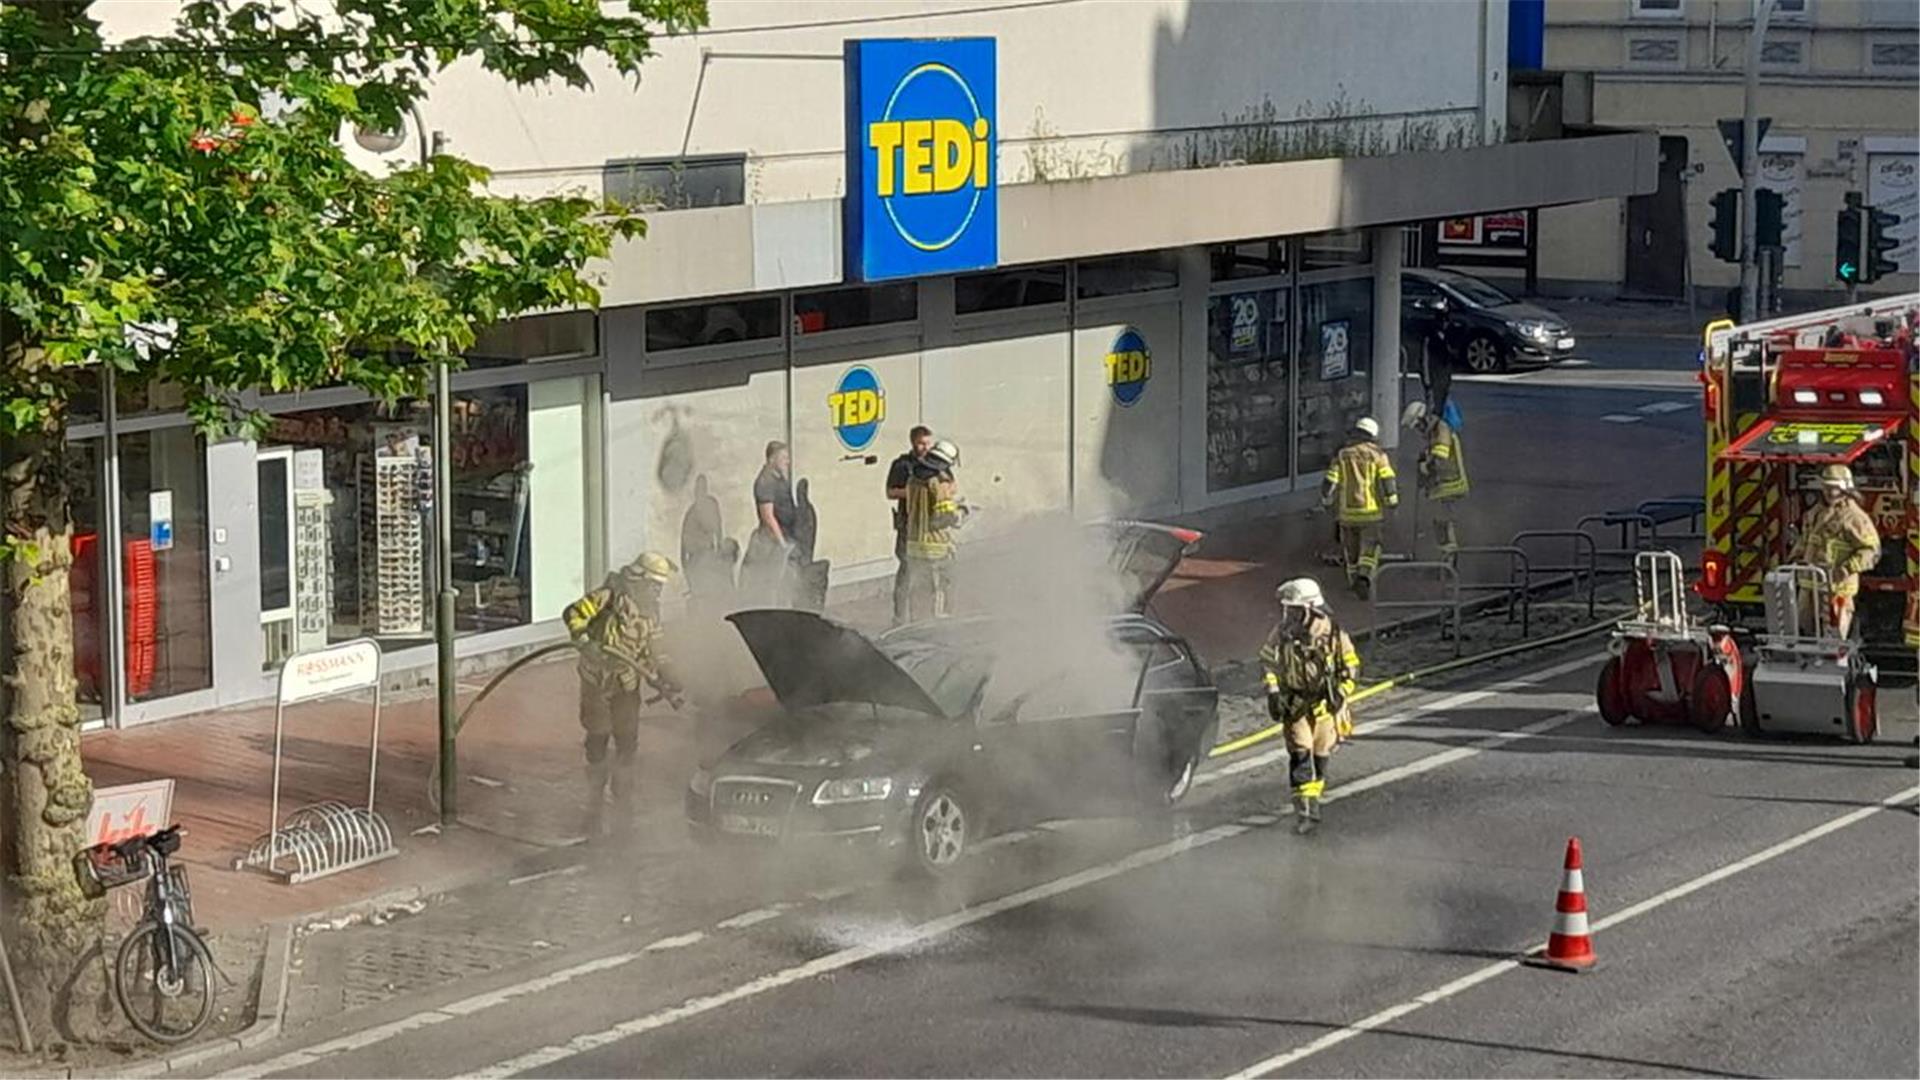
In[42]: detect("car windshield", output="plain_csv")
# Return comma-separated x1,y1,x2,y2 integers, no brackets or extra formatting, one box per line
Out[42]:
874,636,992,720
1444,276,1516,309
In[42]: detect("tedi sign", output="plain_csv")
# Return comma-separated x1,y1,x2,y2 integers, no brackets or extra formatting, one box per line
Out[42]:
845,38,997,282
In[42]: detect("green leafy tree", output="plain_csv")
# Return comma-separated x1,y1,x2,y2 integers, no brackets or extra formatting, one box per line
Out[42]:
0,0,703,1039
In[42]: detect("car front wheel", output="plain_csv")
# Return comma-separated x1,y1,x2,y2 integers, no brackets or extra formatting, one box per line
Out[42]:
907,783,970,875
1463,333,1506,374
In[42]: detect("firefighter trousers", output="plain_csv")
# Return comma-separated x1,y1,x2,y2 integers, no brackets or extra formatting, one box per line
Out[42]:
1429,498,1461,556
1284,713,1337,799
903,555,953,623
1338,522,1384,586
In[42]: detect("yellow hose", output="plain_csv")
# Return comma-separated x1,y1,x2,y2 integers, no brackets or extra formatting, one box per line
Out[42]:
1207,615,1618,759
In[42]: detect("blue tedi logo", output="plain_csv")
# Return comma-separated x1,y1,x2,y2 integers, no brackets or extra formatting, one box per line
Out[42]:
828,366,887,452
1106,327,1151,407
846,38,997,282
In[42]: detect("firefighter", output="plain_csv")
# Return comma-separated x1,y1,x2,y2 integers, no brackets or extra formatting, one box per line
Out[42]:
1787,463,1881,639
1402,400,1470,557
1321,417,1399,598
887,426,936,626
902,439,966,622
1260,577,1360,834
563,552,685,838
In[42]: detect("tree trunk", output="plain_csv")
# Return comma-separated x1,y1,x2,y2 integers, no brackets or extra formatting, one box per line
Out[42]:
2,428,101,1045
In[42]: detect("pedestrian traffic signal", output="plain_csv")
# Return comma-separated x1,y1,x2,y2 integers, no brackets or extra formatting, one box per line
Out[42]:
1708,188,1740,264
1835,192,1864,284
1864,205,1902,285
1754,188,1785,251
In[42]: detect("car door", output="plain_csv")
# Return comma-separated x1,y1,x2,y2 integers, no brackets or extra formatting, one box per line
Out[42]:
1133,634,1219,786
984,641,1149,816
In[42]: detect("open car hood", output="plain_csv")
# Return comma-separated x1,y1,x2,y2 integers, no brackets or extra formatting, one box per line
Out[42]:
727,609,974,719
1087,520,1204,612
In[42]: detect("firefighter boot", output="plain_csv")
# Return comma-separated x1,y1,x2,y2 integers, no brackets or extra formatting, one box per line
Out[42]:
581,761,610,840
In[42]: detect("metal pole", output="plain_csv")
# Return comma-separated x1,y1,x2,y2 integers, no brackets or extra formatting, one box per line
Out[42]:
1739,0,1776,323
1681,170,1698,327
1850,202,1867,305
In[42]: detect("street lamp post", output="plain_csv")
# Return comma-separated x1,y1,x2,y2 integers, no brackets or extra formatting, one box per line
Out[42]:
1739,0,1777,323
355,109,457,826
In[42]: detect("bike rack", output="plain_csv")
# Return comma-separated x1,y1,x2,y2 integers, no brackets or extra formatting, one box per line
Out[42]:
236,639,398,884
1370,560,1462,661
1451,546,1532,636
1577,511,1658,573
1511,529,1600,618
1635,498,1707,543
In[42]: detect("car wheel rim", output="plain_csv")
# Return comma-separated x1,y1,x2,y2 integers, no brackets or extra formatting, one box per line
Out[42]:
920,794,965,866
1466,340,1498,372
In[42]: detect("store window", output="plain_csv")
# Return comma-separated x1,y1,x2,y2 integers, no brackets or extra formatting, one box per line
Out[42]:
1077,252,1180,299
1205,288,1292,491
1210,239,1290,282
470,311,598,368
1302,230,1372,271
792,283,918,336
1296,278,1375,478
954,264,1067,315
645,297,783,353
259,376,595,663
118,428,214,702
66,439,109,722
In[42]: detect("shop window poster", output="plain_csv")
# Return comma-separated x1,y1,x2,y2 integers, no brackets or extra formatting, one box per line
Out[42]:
1229,293,1261,354
1319,320,1351,381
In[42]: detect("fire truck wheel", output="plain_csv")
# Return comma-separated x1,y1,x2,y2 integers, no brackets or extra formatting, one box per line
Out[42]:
1688,666,1735,734
1596,658,1632,727
1847,675,1878,746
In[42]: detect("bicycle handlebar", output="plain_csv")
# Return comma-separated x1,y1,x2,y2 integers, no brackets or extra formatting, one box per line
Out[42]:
109,824,183,861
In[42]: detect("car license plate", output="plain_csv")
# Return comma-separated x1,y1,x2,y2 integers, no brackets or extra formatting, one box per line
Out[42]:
1556,337,1576,351
717,814,782,837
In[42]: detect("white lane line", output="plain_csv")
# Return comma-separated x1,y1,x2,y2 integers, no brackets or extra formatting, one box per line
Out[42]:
1223,783,1920,1079
508,864,585,887
1599,414,1643,424
807,885,858,904
466,709,1597,1079
234,651,1602,1079
1197,652,1602,788
1635,400,1691,414
715,906,788,931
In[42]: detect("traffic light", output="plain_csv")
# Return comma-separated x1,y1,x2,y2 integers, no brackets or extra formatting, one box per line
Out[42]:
1864,205,1903,285
1835,191,1864,284
1709,188,1740,264
1754,189,1785,251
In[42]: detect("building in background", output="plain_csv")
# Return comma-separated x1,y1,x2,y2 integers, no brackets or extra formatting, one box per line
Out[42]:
1534,0,1919,302
70,0,1653,727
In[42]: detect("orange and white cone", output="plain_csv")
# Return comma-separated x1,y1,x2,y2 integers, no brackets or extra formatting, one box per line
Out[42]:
1524,837,1599,973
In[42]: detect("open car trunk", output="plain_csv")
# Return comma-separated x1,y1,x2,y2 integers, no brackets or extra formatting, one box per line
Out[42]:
1086,520,1204,613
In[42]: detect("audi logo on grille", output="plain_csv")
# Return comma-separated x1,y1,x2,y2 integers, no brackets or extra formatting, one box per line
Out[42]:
731,790,774,805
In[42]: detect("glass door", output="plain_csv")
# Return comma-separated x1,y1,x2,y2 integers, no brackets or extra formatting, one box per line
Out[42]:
257,447,296,665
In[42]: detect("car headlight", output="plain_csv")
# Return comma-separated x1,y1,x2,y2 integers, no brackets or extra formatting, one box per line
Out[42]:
1511,320,1553,341
689,766,713,798
812,777,894,805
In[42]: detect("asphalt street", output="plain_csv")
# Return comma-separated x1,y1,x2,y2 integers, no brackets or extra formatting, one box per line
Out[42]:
193,337,1919,1080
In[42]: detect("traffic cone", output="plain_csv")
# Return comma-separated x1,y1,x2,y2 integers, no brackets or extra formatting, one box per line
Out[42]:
1523,837,1599,973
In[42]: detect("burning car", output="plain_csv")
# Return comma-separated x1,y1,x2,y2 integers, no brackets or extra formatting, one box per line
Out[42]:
685,523,1218,874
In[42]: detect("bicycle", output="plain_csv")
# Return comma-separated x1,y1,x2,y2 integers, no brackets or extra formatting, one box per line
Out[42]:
74,824,216,1043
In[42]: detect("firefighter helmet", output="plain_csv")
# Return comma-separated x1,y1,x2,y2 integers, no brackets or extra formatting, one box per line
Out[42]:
1354,416,1380,440
1818,463,1855,491
926,439,960,470
1275,577,1327,610
624,551,677,586
1401,401,1428,430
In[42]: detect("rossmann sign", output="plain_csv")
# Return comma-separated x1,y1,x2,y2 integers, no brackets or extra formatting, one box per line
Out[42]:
845,38,997,282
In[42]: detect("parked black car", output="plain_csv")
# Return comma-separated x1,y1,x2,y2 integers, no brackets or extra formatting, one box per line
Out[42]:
685,522,1219,875
1402,268,1577,374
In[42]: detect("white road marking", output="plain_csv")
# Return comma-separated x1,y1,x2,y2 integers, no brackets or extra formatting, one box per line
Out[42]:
806,885,859,904
507,864,584,887
1635,400,1691,414
1600,414,1643,424
1197,652,1602,788
465,710,1598,1078
1223,783,1920,1079
714,906,788,931
232,650,1603,1079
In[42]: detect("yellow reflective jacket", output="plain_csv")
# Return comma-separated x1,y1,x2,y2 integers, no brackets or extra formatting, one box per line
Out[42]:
1420,419,1469,502
1790,496,1881,598
904,472,960,561
563,581,671,692
1322,439,1399,524
1260,616,1360,727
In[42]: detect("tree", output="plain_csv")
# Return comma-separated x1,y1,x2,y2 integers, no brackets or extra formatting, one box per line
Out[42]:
0,0,704,1040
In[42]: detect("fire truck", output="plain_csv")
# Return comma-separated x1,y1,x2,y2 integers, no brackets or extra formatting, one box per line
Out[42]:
1696,293,1920,657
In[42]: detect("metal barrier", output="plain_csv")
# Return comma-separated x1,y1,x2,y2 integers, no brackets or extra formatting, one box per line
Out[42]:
1635,498,1706,542
1370,561,1462,660
1576,512,1654,573
1511,530,1600,618
1451,546,1532,636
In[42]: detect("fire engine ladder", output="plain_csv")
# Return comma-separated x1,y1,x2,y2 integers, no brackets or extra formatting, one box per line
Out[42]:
1705,293,1920,363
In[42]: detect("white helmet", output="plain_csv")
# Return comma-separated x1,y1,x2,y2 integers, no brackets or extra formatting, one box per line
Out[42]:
1354,416,1381,440
1401,401,1428,430
926,439,960,469
1275,577,1326,610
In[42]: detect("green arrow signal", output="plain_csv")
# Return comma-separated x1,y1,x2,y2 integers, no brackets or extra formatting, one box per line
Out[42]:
1840,261,1858,280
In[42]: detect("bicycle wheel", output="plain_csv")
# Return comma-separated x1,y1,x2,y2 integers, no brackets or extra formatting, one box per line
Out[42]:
114,921,215,1044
